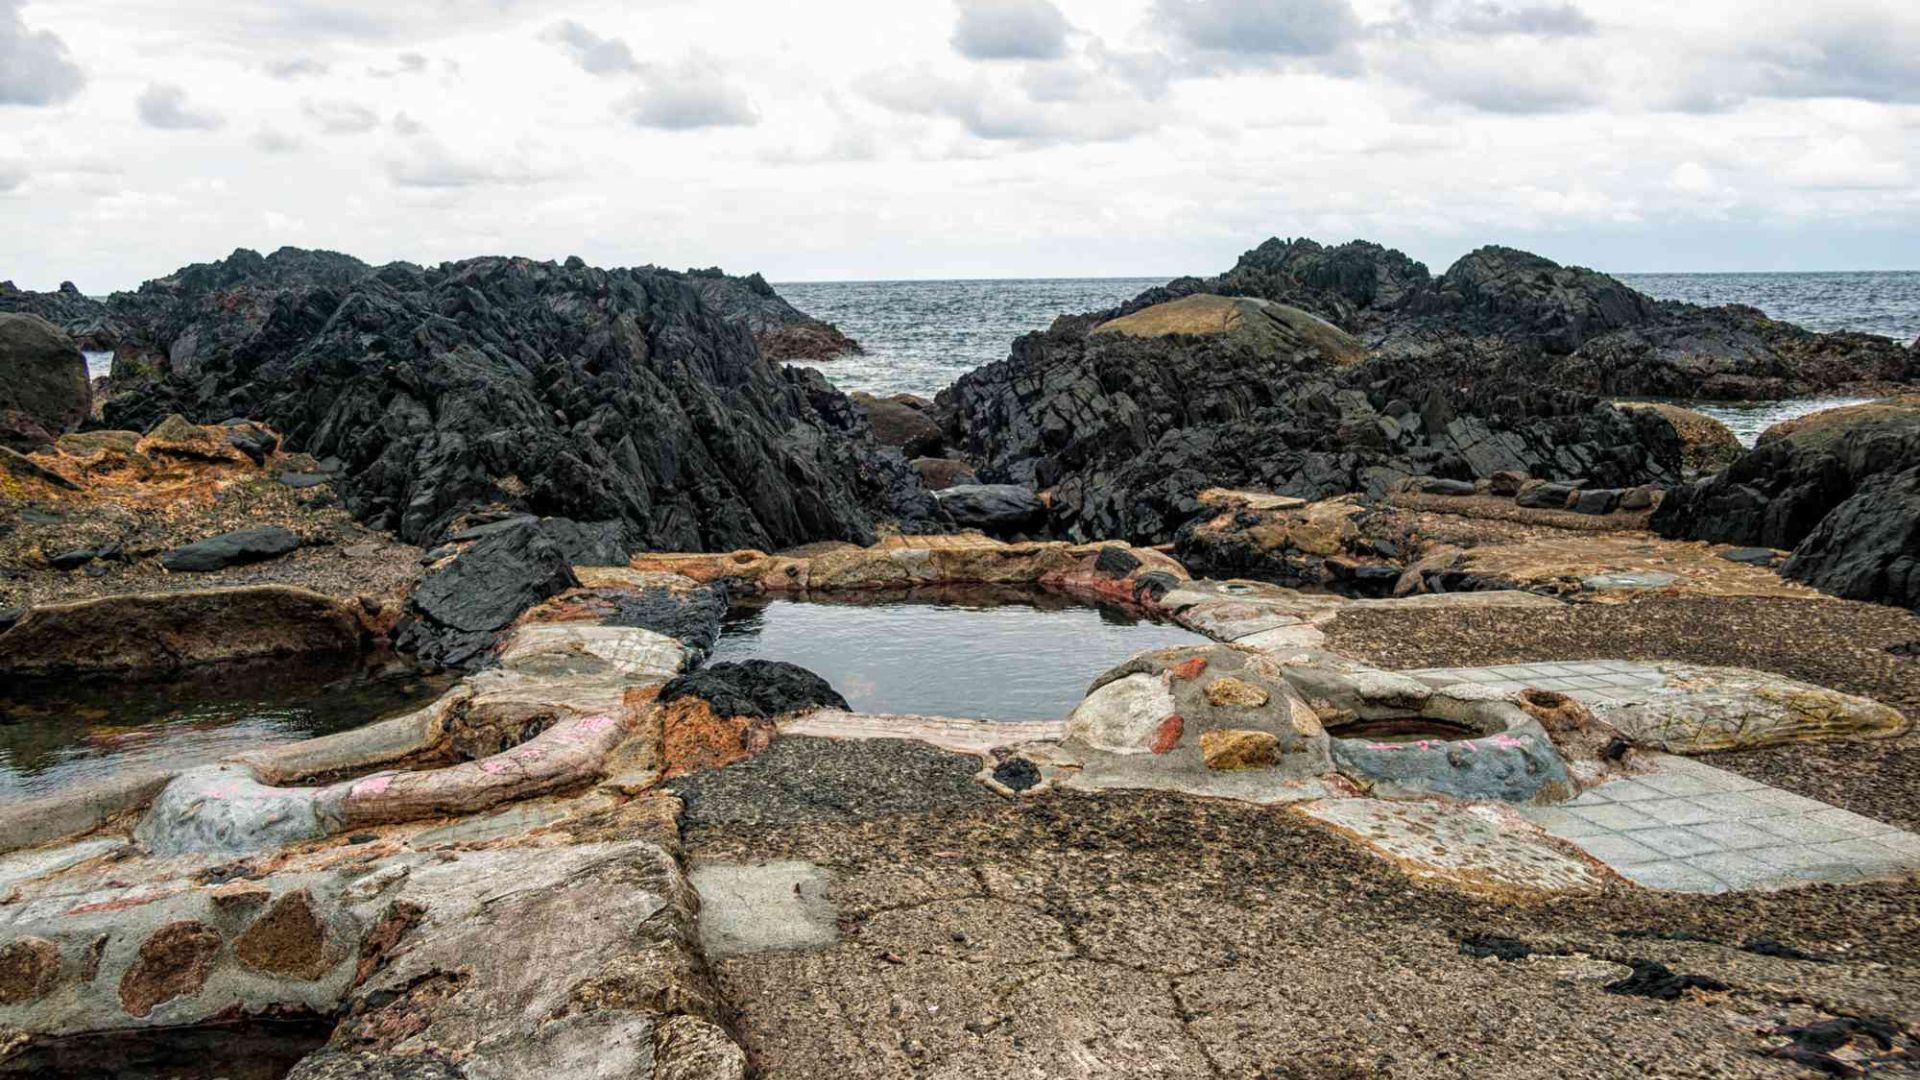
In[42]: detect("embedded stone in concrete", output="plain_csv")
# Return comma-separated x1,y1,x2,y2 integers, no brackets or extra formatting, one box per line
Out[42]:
690,860,837,958
1297,798,1611,897
134,764,330,858
119,920,223,1017
497,622,688,682
0,936,62,1004
234,889,333,980
1200,729,1280,770
1067,672,1178,755
1522,754,1920,892
1204,676,1271,708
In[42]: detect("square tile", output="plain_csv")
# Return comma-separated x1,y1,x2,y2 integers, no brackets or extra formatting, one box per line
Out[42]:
1617,859,1728,893
1808,808,1899,837
1874,831,1920,857
1687,850,1786,889
1638,772,1722,798
1689,791,1776,820
1521,808,1610,839
1632,827,1724,859
1744,788,1833,815
1746,845,1856,873
1633,799,1725,827
1571,833,1665,867
1569,803,1667,832
1813,838,1915,871
1690,820,1782,851
1749,816,1858,845
1593,780,1666,803
1530,664,1578,677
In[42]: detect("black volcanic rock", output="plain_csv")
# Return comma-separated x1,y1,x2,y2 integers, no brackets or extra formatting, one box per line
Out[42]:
94,248,939,551
685,268,863,363
943,291,1678,542
398,522,580,669
1654,397,1920,609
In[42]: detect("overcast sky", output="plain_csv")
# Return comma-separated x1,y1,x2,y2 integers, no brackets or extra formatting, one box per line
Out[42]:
2,0,1916,291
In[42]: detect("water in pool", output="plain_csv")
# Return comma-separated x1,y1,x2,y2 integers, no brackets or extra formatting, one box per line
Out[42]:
707,590,1208,721
0,657,455,801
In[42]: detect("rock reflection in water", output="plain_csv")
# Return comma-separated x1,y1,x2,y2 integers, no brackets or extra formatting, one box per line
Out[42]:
708,588,1209,721
0,657,455,801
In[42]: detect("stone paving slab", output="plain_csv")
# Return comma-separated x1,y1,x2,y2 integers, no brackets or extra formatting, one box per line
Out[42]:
781,710,1064,756
1521,754,1920,893
1404,660,1668,704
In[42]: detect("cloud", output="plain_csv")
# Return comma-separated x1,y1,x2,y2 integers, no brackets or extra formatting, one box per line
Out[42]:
621,54,758,129
545,20,638,74
369,51,429,77
951,0,1071,61
0,163,23,192
1151,0,1362,71
303,98,380,134
859,66,1159,145
1379,44,1603,113
251,128,303,153
393,111,426,136
264,57,328,79
1394,1,1594,37
0,0,85,106
384,138,546,189
1743,16,1920,105
136,83,224,130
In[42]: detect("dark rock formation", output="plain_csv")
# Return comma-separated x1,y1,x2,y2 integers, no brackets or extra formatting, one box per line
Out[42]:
910,456,978,491
851,392,944,458
159,526,300,572
944,290,1678,542
934,484,1048,537
685,268,863,362
80,247,936,551
0,313,90,451
1654,398,1920,609
397,522,579,669
660,659,848,719
0,586,362,675
1616,402,1744,478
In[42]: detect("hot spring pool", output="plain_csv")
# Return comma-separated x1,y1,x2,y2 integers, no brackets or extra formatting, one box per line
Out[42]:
706,590,1209,721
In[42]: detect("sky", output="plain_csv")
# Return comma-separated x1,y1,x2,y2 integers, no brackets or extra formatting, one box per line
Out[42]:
1,0,1916,292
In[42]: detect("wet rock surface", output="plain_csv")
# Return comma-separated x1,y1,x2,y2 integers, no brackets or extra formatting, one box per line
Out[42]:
67,247,934,551
397,521,579,669
158,524,300,572
932,483,1047,536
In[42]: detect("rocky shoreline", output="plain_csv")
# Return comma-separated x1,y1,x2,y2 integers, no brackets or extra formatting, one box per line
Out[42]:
1,238,1916,1078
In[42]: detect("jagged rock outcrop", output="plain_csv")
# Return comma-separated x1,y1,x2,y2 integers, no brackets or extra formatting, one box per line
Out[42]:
83,248,937,552
1125,238,1913,400
685,267,863,362
944,292,1678,542
1654,397,1920,609
1616,402,1743,478
0,313,90,451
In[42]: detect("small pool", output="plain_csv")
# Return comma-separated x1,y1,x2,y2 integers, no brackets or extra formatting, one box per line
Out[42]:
1682,397,1878,447
0,658,455,801
707,589,1209,721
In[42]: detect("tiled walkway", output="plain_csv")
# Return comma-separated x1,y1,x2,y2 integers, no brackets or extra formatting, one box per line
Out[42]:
1521,754,1920,892
1405,659,1669,705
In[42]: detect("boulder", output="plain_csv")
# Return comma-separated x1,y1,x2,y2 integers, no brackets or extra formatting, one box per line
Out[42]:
910,456,978,491
160,526,300,572
660,660,848,721
851,391,944,458
1488,470,1529,496
398,523,580,669
1414,477,1477,497
1571,488,1620,515
1618,402,1743,477
1516,481,1578,510
934,484,1047,536
0,313,89,447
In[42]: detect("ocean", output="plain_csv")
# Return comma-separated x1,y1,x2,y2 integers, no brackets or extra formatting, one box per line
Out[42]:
780,271,1919,445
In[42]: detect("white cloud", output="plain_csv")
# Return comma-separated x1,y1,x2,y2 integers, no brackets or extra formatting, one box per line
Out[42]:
1152,0,1362,72
621,54,758,129
0,0,85,106
136,83,224,130
384,138,548,189
952,0,1072,61
545,20,637,74
303,98,380,134
251,128,304,153
1394,1,1595,37
264,57,328,79
1375,37,1604,113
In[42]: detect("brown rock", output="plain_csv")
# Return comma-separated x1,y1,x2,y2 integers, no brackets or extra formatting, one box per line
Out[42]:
1203,676,1271,708
910,456,979,491
1167,656,1210,682
119,920,223,1016
0,936,62,1004
654,1015,748,1080
1489,470,1529,496
659,696,776,779
1199,729,1281,770
209,880,272,912
234,889,333,980
135,414,248,464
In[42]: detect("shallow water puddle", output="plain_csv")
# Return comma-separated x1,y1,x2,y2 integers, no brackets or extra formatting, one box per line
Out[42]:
707,589,1208,721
